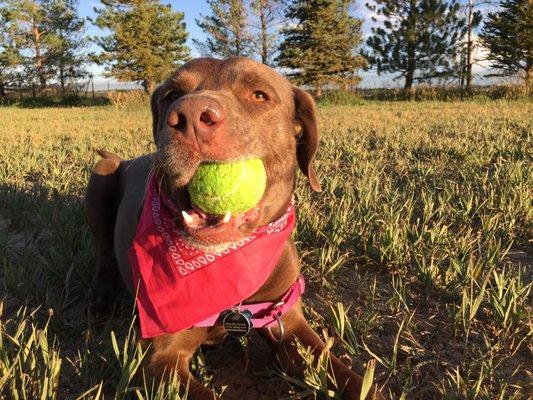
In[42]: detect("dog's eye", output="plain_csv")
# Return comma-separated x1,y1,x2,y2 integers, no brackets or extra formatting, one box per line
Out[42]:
165,90,182,102
251,90,268,103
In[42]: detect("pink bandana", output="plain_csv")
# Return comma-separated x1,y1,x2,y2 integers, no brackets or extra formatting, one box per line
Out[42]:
128,174,296,338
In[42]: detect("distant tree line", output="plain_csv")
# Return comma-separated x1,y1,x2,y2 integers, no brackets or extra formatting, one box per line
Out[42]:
0,0,531,102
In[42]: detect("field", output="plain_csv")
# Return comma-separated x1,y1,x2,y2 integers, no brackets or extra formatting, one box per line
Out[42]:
0,99,531,399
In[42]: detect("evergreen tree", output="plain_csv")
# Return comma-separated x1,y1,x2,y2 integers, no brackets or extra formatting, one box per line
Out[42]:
276,0,366,97
1,0,57,91
47,0,87,94
249,0,285,65
365,0,466,91
479,0,532,84
0,8,20,100
92,0,190,93
194,0,251,58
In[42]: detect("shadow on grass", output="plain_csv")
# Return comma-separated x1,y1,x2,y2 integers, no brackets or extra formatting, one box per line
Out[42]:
0,181,140,394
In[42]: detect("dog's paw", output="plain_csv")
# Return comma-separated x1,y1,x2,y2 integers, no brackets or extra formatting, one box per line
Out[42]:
88,282,116,317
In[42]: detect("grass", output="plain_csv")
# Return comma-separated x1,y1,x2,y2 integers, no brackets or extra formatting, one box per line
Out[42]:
0,99,531,399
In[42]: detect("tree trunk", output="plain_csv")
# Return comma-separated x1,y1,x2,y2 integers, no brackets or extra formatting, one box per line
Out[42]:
59,51,65,95
465,0,473,90
18,77,23,100
59,63,65,95
231,0,247,57
524,59,532,87
460,61,465,89
59,30,66,95
404,0,416,94
404,45,415,92
36,50,46,92
234,5,241,57
144,79,155,94
235,22,242,56
260,0,268,64
404,70,414,92
0,80,7,103
32,11,46,92
315,84,322,99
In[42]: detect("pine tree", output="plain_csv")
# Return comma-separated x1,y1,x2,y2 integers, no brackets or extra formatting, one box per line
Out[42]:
0,0,86,96
365,0,466,91
479,0,532,84
0,8,20,100
249,0,284,65
47,0,87,94
276,0,366,97
194,0,251,58
92,0,190,93
1,0,57,92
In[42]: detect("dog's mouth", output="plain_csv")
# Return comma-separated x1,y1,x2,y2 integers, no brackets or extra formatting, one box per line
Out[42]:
178,193,261,245
157,149,266,246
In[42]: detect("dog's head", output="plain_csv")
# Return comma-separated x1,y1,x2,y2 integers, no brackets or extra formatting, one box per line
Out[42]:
151,57,320,248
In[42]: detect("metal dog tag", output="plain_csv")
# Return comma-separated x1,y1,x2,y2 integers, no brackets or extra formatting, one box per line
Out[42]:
222,309,253,338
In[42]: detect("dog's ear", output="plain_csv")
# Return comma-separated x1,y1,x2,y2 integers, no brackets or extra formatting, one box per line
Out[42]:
151,85,164,144
293,88,321,192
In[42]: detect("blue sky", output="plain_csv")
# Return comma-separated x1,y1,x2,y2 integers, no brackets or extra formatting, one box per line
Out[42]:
80,1,494,89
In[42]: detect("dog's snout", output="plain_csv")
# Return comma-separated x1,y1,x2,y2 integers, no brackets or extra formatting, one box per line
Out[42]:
167,97,226,147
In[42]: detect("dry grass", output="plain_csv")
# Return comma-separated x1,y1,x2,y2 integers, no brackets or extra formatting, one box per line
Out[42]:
0,100,531,399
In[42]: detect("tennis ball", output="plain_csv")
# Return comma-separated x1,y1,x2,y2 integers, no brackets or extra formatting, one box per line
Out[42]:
187,159,267,215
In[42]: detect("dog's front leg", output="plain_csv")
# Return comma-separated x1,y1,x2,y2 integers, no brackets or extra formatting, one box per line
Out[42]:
143,329,219,400
262,303,385,400
85,155,122,315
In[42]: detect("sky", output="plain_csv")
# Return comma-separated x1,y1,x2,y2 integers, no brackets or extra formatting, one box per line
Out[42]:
80,0,496,90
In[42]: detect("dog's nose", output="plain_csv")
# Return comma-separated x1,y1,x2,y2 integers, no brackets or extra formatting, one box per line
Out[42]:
167,97,226,145
199,107,223,127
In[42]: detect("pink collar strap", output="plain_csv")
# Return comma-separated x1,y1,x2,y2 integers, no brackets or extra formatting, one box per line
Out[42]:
193,274,305,329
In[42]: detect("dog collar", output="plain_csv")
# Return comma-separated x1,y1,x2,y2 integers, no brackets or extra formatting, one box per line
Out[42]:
192,274,305,331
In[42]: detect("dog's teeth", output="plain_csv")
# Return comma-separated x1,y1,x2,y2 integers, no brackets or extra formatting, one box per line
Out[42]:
222,211,231,224
181,210,194,225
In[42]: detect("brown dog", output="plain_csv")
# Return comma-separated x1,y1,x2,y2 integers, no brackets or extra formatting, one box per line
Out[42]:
86,57,384,400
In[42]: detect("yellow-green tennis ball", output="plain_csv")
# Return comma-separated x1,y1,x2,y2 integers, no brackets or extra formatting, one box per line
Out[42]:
187,159,267,215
